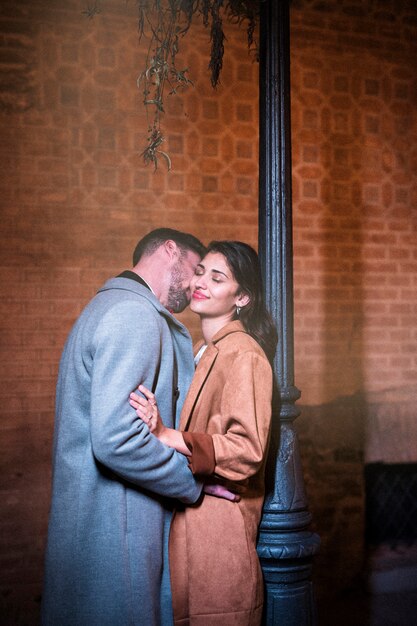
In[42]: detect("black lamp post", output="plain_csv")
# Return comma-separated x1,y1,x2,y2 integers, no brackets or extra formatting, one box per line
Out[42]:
257,1,320,623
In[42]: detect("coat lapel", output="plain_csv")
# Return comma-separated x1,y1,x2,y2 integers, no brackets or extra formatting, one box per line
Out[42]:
179,344,218,431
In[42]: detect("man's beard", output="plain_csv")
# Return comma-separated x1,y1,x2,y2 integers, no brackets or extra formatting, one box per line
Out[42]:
167,261,189,313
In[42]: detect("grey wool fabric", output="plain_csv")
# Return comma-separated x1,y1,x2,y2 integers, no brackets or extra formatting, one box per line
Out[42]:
42,277,201,626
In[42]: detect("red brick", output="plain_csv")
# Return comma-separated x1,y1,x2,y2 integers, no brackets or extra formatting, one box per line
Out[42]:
0,0,416,619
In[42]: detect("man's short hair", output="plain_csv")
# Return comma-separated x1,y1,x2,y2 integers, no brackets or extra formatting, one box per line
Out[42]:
133,228,206,266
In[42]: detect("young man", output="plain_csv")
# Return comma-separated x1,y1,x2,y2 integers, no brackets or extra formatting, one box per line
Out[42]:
42,229,205,625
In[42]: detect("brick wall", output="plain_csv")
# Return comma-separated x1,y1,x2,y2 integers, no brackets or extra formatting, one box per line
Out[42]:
290,0,417,603
0,0,416,622
0,2,260,621
291,0,417,405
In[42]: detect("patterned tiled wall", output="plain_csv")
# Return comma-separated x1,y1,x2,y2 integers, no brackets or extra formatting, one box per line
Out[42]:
290,0,417,601
292,35,417,404
0,0,416,621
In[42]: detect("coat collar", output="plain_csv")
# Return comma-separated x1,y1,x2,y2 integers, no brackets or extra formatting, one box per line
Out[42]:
211,319,246,344
180,320,247,430
192,320,246,355
97,276,190,337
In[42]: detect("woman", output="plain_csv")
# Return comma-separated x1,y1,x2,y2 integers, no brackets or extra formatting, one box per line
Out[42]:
130,241,278,625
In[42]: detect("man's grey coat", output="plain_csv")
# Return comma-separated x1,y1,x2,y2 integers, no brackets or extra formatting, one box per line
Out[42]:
42,277,201,625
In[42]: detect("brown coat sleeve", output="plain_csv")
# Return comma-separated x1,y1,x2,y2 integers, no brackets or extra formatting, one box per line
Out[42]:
182,431,215,475
210,351,273,482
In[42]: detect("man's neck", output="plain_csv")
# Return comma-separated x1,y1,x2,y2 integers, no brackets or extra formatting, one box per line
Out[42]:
132,248,173,307
130,268,158,297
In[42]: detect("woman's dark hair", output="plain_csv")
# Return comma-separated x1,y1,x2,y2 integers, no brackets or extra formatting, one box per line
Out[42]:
207,240,278,362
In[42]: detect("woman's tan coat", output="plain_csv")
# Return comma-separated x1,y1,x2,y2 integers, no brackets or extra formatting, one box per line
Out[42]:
169,320,273,626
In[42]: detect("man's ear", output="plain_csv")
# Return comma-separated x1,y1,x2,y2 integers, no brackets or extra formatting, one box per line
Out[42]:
164,239,179,262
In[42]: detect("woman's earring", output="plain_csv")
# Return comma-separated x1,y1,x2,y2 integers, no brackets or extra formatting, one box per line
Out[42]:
236,306,241,316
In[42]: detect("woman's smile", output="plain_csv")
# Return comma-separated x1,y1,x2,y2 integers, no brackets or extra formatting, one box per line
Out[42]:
192,290,209,300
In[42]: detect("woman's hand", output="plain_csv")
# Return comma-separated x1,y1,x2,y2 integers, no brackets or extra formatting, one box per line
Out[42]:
130,385,190,454
203,482,241,502
129,385,166,438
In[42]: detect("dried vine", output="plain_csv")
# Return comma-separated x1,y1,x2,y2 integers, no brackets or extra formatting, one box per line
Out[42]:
84,1,262,169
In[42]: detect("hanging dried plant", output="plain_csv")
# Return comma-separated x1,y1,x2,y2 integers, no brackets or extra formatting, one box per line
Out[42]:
137,1,197,170
141,127,172,170
84,0,262,169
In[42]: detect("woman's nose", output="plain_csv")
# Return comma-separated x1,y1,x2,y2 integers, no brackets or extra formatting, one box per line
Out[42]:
193,275,206,289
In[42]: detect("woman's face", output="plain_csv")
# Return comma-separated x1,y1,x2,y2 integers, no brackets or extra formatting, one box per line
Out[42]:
189,251,248,319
